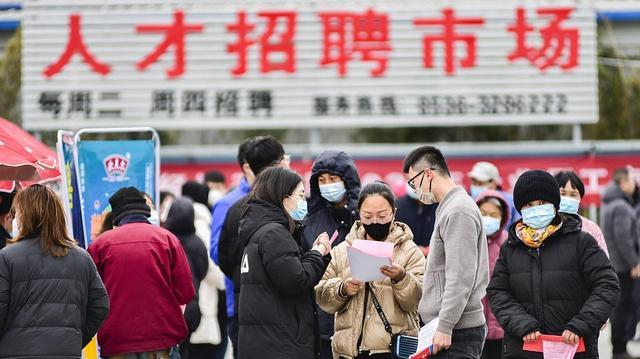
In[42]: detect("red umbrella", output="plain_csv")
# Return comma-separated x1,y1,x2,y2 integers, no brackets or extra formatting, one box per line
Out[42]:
0,118,60,192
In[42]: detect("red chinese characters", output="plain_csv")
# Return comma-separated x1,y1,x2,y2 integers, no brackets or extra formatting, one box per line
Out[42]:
226,11,296,76
43,7,584,80
318,9,392,77
136,10,204,79
413,8,485,76
44,14,111,78
507,7,579,71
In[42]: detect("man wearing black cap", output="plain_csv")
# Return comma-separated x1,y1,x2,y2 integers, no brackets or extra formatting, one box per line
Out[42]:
89,187,195,359
0,191,15,249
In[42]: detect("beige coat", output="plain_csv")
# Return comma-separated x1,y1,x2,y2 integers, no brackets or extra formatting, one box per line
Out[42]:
315,221,425,359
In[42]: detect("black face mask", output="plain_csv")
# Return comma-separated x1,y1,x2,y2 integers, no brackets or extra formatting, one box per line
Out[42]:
363,221,392,241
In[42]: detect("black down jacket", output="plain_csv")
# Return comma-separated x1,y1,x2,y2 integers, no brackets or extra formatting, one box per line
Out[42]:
303,150,360,341
0,237,109,358
164,197,209,335
238,199,326,359
487,215,620,359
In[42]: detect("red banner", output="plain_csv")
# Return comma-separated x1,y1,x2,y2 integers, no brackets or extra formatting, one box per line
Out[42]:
161,153,640,207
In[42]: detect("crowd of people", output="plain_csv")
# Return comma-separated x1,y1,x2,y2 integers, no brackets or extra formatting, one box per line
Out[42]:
0,137,638,359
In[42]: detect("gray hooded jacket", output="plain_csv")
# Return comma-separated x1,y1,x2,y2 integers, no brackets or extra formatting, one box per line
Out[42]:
600,182,640,273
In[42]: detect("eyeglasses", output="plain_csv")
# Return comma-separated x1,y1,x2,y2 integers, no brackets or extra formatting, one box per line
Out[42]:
361,211,394,225
407,168,436,190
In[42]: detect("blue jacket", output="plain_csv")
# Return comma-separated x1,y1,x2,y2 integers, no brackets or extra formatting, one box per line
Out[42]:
210,177,251,317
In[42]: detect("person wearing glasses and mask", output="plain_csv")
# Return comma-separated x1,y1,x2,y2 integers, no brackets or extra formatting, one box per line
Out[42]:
487,170,620,359
405,146,489,358
304,150,361,359
238,167,331,359
316,181,425,359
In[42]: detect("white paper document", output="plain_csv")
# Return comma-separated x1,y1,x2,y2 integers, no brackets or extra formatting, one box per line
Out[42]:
542,340,578,359
416,318,439,353
346,246,392,282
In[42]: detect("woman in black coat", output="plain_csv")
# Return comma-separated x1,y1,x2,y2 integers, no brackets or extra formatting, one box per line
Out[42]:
164,197,210,359
0,184,109,358
487,170,620,359
238,167,331,359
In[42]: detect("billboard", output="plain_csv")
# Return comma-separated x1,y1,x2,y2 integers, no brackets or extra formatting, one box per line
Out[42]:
23,1,596,130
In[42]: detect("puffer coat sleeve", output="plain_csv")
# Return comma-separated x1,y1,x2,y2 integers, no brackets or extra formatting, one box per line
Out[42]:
565,232,620,337
487,244,542,338
315,246,351,314
391,245,425,313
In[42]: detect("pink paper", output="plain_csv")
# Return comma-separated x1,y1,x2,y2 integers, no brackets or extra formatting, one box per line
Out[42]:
542,340,578,359
351,239,394,259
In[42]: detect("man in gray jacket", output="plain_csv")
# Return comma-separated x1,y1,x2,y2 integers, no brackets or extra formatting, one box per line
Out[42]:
405,146,489,358
601,167,640,359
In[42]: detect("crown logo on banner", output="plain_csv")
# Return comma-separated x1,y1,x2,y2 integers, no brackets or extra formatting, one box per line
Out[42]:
103,154,130,182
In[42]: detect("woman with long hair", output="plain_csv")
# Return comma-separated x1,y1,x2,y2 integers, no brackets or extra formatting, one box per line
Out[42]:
0,184,109,357
238,167,331,359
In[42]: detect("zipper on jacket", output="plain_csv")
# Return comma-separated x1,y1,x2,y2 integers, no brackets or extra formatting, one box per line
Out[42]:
534,247,546,332
356,286,370,353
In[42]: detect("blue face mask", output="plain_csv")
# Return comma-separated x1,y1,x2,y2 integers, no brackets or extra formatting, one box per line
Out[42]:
521,203,556,229
287,198,308,221
559,196,580,215
319,181,347,204
482,216,501,236
470,185,488,199
405,182,418,200
148,211,160,226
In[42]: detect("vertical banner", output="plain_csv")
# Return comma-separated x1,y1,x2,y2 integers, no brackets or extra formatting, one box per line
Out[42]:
56,131,85,247
75,139,157,247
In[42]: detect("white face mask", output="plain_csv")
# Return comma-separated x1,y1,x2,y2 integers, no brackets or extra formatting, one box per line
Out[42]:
148,211,160,226
416,173,437,205
11,217,19,238
405,183,419,200
208,189,226,206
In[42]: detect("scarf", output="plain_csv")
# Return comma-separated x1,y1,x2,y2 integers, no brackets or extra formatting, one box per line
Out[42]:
516,221,561,249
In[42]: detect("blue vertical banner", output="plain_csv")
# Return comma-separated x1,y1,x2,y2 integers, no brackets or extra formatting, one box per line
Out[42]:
57,131,85,247
76,140,157,247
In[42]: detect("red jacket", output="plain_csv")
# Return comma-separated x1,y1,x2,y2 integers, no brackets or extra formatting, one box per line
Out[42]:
89,222,195,356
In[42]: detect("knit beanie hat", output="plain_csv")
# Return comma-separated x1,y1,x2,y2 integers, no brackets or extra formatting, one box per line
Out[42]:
109,187,151,225
513,170,561,213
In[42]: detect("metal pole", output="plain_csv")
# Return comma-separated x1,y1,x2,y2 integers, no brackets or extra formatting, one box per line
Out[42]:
307,128,321,160
572,123,582,144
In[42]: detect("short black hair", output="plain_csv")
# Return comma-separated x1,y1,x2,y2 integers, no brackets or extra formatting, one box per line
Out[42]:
245,136,285,176
237,137,255,168
204,170,225,184
358,181,395,210
182,181,209,206
554,171,585,198
403,146,451,177
250,167,302,232
613,167,631,185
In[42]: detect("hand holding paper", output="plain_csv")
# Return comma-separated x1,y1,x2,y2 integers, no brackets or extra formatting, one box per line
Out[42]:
381,262,406,282
341,277,363,297
410,318,439,359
